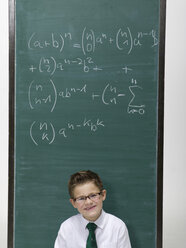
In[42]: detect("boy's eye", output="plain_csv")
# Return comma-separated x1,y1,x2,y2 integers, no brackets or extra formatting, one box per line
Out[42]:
77,197,86,201
89,194,97,199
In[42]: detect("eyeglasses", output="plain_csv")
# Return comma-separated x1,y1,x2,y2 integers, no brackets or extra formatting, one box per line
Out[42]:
73,192,102,204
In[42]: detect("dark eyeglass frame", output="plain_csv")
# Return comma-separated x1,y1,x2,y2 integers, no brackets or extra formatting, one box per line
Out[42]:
73,192,102,202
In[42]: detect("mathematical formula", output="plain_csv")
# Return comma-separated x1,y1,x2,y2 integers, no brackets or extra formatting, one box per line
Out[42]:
25,25,157,145
28,27,158,55
30,117,105,145
28,78,145,114
29,56,103,75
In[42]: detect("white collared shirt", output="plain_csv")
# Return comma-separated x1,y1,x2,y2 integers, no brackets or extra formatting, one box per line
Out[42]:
54,210,132,248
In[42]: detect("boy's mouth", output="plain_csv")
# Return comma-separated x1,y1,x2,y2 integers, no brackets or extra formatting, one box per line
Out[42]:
84,205,96,211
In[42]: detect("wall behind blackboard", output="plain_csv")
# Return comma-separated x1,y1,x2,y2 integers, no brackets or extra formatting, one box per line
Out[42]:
10,0,165,248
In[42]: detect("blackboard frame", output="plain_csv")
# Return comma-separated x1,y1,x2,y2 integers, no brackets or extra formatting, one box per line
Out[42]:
156,0,166,246
8,0,15,248
8,0,166,247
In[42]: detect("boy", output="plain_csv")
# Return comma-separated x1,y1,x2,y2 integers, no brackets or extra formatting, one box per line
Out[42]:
54,170,132,248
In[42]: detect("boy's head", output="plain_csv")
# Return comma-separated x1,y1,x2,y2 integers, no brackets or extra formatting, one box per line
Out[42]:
68,170,103,198
68,170,106,222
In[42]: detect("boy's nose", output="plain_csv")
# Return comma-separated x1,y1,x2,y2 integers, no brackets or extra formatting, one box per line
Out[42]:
84,197,93,204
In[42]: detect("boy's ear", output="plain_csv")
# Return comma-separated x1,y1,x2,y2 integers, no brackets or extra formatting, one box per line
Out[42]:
102,189,107,201
69,198,77,208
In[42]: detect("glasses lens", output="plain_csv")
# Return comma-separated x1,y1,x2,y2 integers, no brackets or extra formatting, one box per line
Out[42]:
89,193,99,200
76,196,85,203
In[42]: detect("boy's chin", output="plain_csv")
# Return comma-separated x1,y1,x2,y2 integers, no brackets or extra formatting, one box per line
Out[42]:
82,208,102,222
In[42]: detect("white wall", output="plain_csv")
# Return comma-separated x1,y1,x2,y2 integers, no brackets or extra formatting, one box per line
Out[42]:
0,1,186,247
0,1,9,247
163,0,186,247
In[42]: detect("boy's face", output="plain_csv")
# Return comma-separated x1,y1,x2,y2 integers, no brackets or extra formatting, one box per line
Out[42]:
70,181,106,222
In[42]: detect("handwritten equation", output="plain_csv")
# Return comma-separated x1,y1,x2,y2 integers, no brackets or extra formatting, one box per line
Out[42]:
28,27,158,55
29,55,140,75
28,78,145,114
29,56,103,75
25,25,158,145
30,117,105,145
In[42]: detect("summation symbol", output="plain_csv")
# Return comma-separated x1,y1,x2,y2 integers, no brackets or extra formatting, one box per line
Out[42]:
127,79,145,115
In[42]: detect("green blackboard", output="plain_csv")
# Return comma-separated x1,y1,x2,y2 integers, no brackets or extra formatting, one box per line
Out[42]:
9,0,166,247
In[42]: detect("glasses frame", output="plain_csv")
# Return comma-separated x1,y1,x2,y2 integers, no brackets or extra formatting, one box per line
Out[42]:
73,192,103,203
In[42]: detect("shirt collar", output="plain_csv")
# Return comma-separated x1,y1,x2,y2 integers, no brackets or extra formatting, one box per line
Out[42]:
80,209,106,230
94,209,105,229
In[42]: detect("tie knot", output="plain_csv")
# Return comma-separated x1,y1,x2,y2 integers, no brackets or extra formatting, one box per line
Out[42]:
87,223,97,232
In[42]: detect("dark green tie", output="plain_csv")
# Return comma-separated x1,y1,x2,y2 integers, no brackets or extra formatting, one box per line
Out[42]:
86,223,97,248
